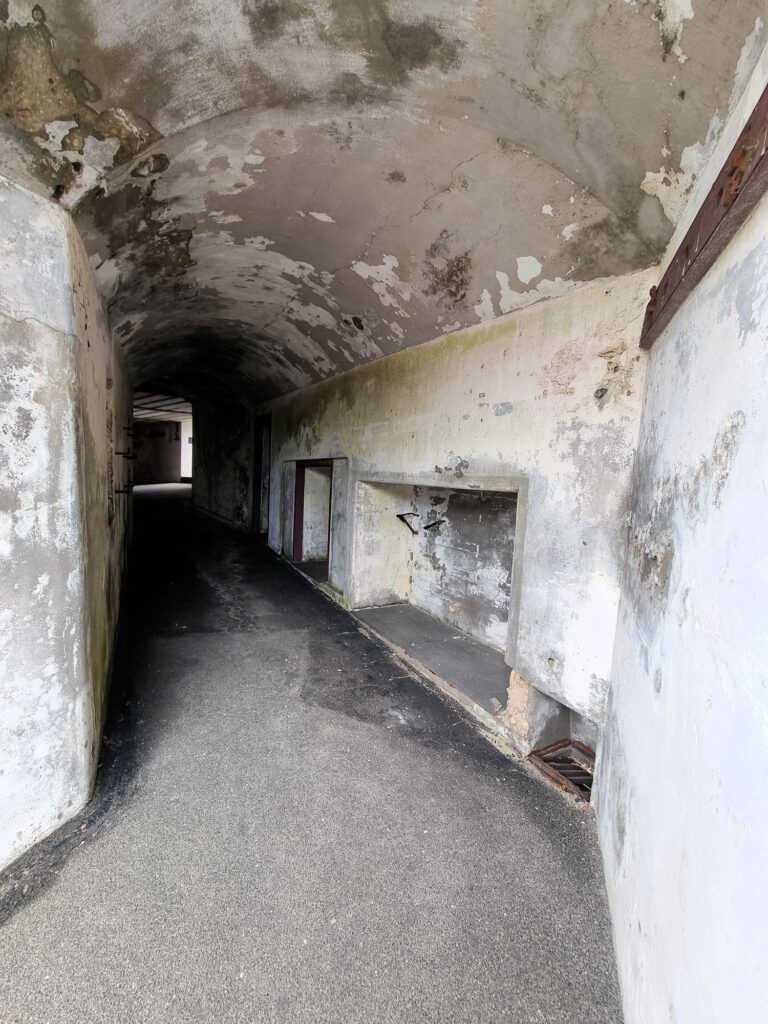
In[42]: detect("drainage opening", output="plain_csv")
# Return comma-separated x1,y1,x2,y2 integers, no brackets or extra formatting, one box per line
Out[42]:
528,740,595,801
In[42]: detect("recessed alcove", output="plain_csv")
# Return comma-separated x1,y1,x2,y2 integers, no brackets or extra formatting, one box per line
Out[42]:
350,480,518,713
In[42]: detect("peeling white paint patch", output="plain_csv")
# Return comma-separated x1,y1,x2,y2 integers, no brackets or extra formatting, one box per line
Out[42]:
387,320,405,342
653,0,694,62
351,256,412,317
209,212,243,225
642,114,723,224
154,139,263,217
562,223,579,240
496,272,517,314
285,300,338,331
474,287,495,322
732,18,766,104
41,121,78,152
516,256,542,285
641,165,695,223
496,271,608,315
542,204,554,216
244,235,274,250
6,1,33,25
308,212,335,223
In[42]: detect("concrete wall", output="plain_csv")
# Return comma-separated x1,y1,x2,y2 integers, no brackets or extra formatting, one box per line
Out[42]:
596,192,768,1024
350,483,516,651
264,269,652,727
180,417,193,480
409,487,516,651
192,400,252,528
301,466,332,561
133,420,181,485
0,178,130,871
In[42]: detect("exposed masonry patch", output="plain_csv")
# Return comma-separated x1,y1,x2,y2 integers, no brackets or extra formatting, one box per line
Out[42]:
593,344,640,409
0,8,162,203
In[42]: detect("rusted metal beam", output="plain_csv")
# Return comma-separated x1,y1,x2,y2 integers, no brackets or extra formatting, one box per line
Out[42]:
640,81,768,350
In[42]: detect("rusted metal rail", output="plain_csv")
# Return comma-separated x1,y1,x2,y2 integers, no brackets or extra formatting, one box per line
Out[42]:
640,81,768,349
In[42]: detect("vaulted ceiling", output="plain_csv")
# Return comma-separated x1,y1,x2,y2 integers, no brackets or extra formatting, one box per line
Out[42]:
1,0,765,399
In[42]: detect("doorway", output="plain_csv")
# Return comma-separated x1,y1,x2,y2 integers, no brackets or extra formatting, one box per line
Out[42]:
293,460,333,582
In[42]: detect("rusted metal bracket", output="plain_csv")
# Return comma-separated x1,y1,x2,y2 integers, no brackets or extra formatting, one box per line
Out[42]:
640,81,768,350
396,512,419,534
422,518,447,531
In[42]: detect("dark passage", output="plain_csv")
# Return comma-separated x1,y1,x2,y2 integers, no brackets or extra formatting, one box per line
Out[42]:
0,486,622,1023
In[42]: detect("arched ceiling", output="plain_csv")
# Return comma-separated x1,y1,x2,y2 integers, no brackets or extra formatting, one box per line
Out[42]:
1,0,766,400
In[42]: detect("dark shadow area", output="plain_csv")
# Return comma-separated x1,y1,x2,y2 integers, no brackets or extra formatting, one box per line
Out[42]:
295,559,330,582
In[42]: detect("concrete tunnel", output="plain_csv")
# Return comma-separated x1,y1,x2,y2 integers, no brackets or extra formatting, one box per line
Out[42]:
1,1,767,1021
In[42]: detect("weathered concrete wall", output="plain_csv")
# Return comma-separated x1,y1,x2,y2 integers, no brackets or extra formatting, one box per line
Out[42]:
133,420,181,485
301,466,332,561
264,269,651,725
71,216,131,790
409,487,516,651
0,178,129,871
350,482,515,651
596,192,768,1024
192,401,252,528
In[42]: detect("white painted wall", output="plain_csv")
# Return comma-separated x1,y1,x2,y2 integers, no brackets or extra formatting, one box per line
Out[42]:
181,417,193,478
265,269,652,725
0,178,129,871
301,466,331,561
597,193,768,1024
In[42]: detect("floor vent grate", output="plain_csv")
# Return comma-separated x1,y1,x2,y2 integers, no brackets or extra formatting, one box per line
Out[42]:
528,740,595,801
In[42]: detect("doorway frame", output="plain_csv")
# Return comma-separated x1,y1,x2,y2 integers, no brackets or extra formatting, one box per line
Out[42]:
292,459,334,564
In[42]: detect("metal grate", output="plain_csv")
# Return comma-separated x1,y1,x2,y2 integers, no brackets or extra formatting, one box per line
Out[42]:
528,739,595,801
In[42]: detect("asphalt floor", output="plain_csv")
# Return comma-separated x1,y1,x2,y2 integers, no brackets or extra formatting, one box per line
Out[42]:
0,484,623,1023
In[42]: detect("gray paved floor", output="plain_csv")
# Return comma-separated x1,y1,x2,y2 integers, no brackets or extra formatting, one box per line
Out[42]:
0,485,623,1023
354,603,510,713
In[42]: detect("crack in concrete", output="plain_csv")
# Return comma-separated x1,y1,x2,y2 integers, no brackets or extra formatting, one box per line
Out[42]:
408,145,496,224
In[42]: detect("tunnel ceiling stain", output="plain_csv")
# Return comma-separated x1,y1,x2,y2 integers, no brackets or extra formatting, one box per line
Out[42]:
1,0,765,398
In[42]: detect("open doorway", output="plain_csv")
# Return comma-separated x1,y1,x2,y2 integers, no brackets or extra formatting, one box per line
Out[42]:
132,391,194,487
293,460,333,582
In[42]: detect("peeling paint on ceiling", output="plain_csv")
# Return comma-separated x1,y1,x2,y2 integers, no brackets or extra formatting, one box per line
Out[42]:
1,0,765,400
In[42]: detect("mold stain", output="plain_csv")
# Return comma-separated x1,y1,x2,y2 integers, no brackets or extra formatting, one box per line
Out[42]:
242,0,308,39
380,15,463,82
326,2,463,88
77,180,195,307
424,230,472,307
